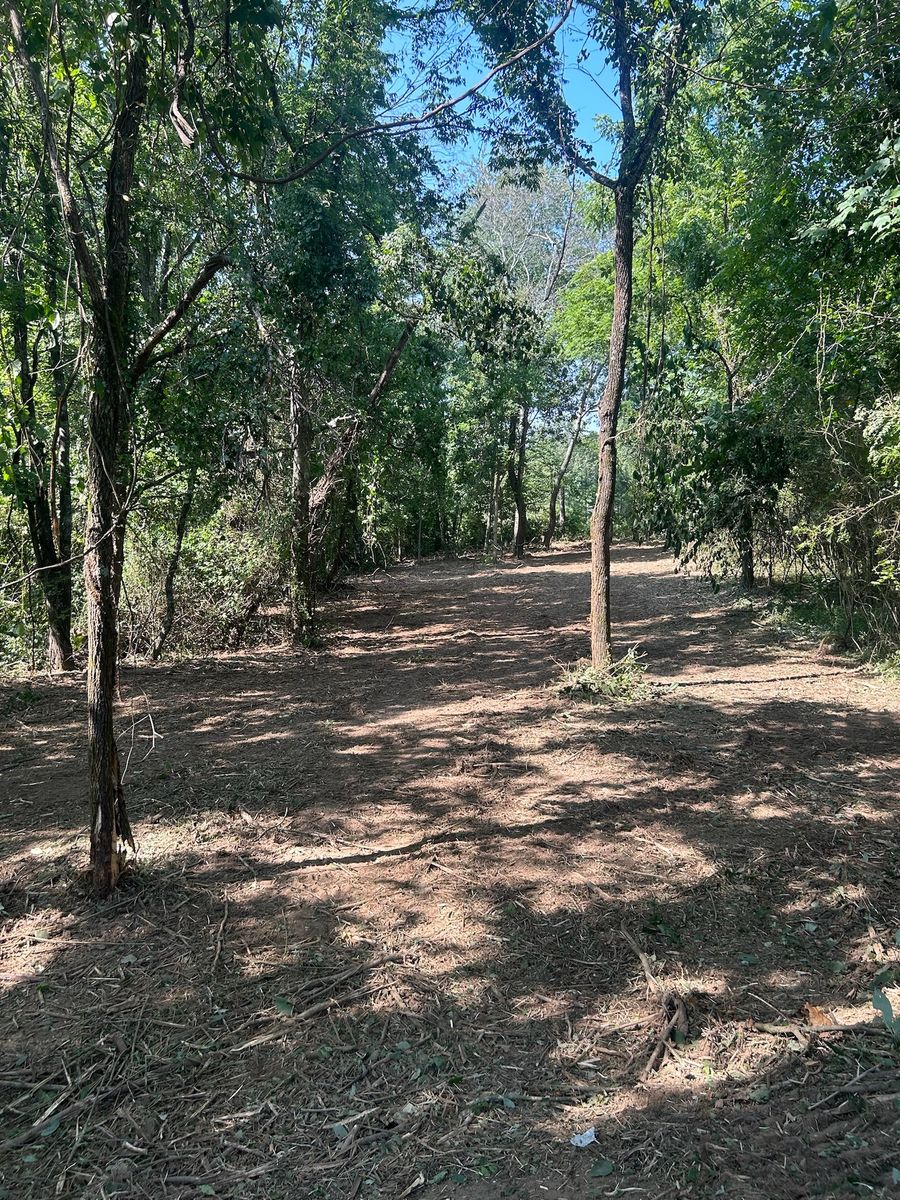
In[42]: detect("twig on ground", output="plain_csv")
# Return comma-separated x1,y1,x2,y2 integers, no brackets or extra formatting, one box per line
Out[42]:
621,925,660,994
211,896,229,975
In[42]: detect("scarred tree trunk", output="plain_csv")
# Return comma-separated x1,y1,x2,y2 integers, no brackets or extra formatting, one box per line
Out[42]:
590,183,634,666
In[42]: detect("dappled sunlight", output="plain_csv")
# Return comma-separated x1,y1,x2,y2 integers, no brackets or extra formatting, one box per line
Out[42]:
2,546,899,1197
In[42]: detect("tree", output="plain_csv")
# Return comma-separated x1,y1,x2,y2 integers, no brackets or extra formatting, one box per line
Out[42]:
470,167,599,556
465,0,701,661
8,1,229,892
4,0,574,892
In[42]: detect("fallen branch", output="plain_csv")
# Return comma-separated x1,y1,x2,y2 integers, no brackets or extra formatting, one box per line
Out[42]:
621,925,660,994
0,1081,131,1152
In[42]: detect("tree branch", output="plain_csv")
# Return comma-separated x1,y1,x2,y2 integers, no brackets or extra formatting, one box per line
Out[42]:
129,251,228,382
199,0,574,188
7,2,104,312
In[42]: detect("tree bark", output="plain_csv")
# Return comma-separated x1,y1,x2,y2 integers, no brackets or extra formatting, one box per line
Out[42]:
84,4,150,895
590,183,634,666
739,506,755,590
289,372,317,645
507,403,529,559
150,468,196,661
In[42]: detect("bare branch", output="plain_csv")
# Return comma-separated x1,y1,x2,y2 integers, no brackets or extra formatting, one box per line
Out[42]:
130,251,229,383
7,2,104,311
169,0,197,147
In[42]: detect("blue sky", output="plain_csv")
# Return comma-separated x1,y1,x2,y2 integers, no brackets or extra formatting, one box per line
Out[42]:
382,10,620,184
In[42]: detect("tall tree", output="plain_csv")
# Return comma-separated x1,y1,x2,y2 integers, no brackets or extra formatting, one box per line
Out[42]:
467,0,701,661
8,0,227,893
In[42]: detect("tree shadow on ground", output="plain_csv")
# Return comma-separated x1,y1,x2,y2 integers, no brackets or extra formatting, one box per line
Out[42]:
1,545,898,1198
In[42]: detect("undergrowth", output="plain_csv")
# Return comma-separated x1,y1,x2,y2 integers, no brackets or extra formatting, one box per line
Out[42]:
557,647,651,703
746,582,900,680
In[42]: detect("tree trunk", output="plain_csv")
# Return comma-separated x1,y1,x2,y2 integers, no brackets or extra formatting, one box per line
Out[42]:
545,485,562,550
150,468,196,661
544,384,592,550
590,183,634,667
85,334,133,896
739,506,754,590
289,376,317,645
10,247,75,671
43,553,74,671
85,3,150,896
507,404,529,559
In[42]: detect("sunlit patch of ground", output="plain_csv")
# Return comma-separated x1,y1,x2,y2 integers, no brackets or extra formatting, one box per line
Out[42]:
1,545,899,1198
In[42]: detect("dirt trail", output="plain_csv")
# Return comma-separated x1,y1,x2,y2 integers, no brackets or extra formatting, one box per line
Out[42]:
1,545,899,1200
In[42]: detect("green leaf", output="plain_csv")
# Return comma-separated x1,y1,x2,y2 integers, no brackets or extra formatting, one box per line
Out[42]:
873,987,899,1036
274,995,294,1016
39,1117,60,1137
591,1159,615,1177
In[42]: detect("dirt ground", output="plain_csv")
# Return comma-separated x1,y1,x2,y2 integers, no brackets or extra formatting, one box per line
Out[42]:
2,544,900,1200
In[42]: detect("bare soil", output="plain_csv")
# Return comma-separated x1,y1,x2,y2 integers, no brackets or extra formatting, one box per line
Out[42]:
1,544,899,1200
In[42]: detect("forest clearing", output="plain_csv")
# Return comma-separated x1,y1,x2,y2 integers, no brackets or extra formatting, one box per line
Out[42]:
2,545,900,1198
3,0,900,1196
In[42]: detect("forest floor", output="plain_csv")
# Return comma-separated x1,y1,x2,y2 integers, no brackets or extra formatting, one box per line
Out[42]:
2,544,900,1200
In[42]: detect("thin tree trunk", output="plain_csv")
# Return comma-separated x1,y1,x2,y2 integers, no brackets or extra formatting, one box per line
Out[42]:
739,506,754,590
289,374,316,644
84,3,150,896
544,379,593,549
507,403,529,559
558,0,685,666
84,350,133,895
590,183,634,666
150,468,196,661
